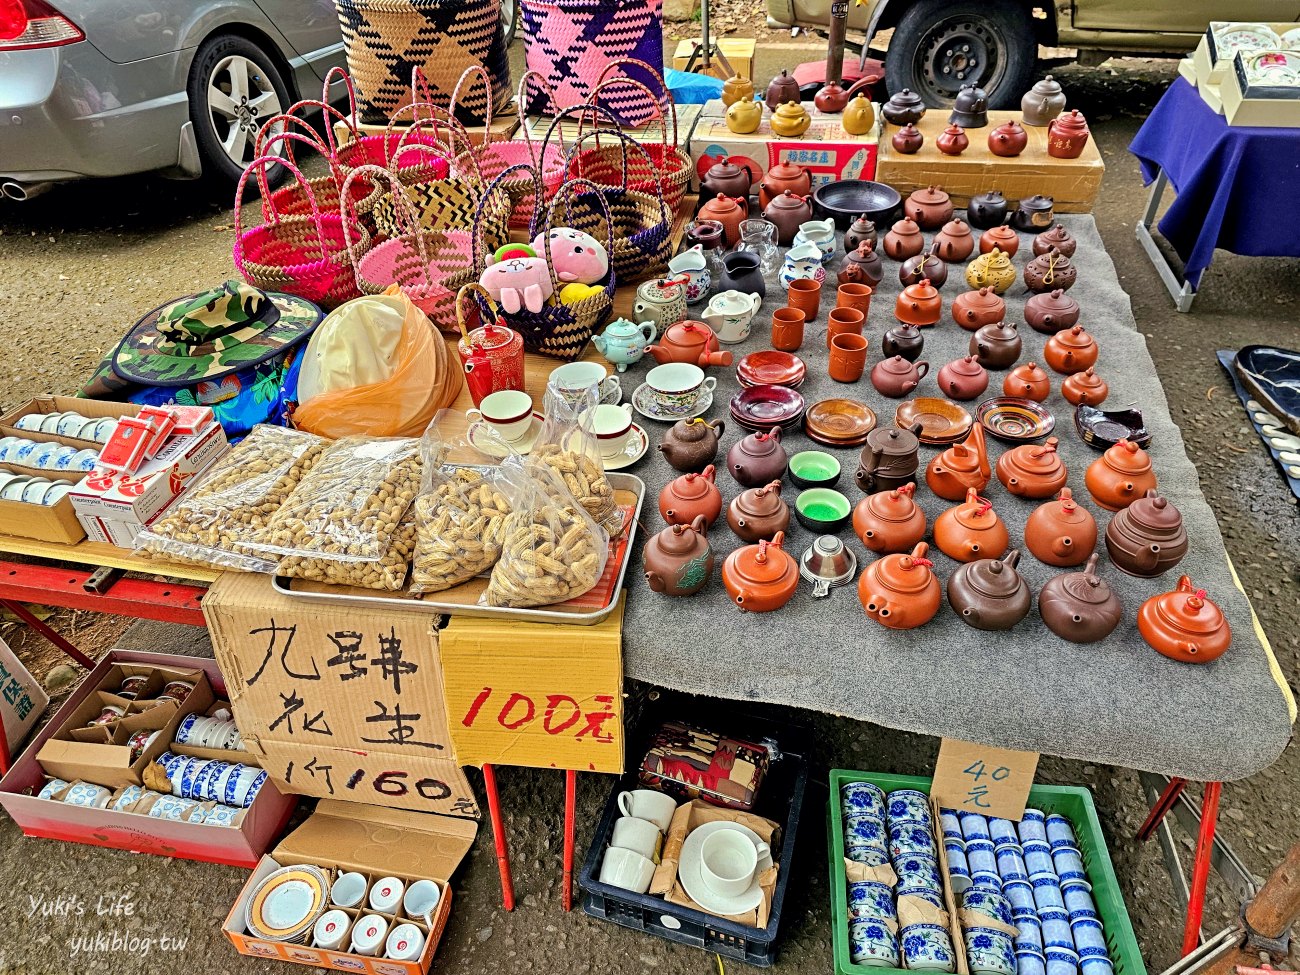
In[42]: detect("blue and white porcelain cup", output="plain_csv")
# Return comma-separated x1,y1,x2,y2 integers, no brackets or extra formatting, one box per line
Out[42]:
204,804,239,828
1023,846,1054,876
149,794,198,820
895,853,943,891
1053,847,1087,881
966,927,1016,975
990,818,1021,848
897,885,945,909
843,781,887,819
63,781,111,808
945,840,972,891
1079,956,1115,975
1045,814,1078,847
891,823,938,859
971,870,1004,892
1070,919,1108,955
1039,909,1074,950
1014,916,1044,952
1017,950,1048,975
38,778,70,801
1012,904,1042,926
960,812,992,841
900,922,956,972
962,888,1014,926
886,789,933,827
1018,812,1048,844
967,841,999,879
846,813,888,848
1063,883,1098,915
850,917,901,967
848,880,898,922
1046,946,1080,975
940,809,964,841
848,846,892,868
1033,876,1066,912
997,847,1030,883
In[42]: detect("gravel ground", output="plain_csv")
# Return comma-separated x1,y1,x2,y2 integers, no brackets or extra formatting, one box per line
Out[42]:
0,58,1297,975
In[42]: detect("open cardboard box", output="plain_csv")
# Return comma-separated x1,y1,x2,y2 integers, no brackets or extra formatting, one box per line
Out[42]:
0,395,138,451
1221,52,1300,127
224,799,478,974
0,461,85,544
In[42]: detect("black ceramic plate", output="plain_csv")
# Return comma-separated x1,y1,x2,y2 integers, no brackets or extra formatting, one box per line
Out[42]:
812,180,902,229
1233,345,1300,436
1074,405,1152,451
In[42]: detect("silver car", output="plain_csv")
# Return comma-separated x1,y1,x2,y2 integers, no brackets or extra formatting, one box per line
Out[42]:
0,0,349,198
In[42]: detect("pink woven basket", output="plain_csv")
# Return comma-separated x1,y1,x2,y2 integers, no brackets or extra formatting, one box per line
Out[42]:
327,68,452,181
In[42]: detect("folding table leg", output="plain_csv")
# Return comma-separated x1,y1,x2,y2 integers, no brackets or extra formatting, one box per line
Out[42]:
1183,782,1223,956
1138,776,1189,841
0,599,95,670
482,763,515,912
562,769,577,912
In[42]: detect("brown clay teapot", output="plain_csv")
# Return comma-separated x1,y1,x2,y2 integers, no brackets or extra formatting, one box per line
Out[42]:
933,219,975,262
934,488,1009,563
723,531,799,613
697,192,748,248
871,355,930,398
979,224,1020,257
904,185,954,230
969,320,1022,369
1025,487,1096,567
947,549,1032,630
951,287,1006,331
646,319,734,368
858,541,941,629
1085,439,1157,511
644,516,714,597
659,417,726,472
1105,489,1188,578
966,190,1008,231
1062,367,1109,407
1044,324,1099,375
765,69,801,111
936,124,969,156
883,217,925,261
1033,223,1077,258
882,322,925,362
762,190,814,246
840,240,884,288
1024,247,1078,293
891,123,924,154
1137,576,1231,664
700,159,757,200
988,120,1028,157
727,480,791,543
996,436,1069,499
856,424,922,494
881,88,927,126
853,482,927,554
895,278,942,327
1012,195,1056,233
925,424,991,501
758,160,812,210
1003,361,1051,401
659,464,723,527
937,355,989,401
1047,109,1090,160
1024,289,1080,334
844,215,879,253
727,427,789,487
900,249,948,288
1039,553,1123,643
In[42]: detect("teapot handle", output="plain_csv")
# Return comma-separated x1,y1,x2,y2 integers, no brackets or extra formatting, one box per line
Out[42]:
914,361,930,380
712,419,726,441
639,320,658,343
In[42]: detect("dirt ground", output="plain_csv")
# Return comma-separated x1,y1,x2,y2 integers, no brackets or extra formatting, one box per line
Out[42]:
0,52,1297,975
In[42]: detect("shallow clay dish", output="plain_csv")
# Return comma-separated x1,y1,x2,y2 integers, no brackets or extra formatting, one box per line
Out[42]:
812,180,903,228
1074,404,1152,451
976,397,1056,444
895,398,973,445
730,384,808,432
805,399,878,443
737,350,808,389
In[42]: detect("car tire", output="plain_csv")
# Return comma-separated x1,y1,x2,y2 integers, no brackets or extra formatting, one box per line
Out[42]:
188,34,293,186
885,0,1036,109
502,0,519,45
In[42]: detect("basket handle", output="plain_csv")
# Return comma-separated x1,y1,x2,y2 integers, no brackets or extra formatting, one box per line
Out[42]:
595,56,679,145
584,76,670,154
392,108,485,189
254,114,330,167
515,70,564,168
565,127,671,226
449,64,496,138
470,161,543,273
338,163,433,290
454,282,504,343
382,101,458,178
278,95,356,157
250,128,341,220
539,102,626,186
319,66,362,148
233,154,330,267
539,176,618,294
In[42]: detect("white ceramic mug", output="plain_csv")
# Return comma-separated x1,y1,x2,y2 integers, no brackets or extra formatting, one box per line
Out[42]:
402,879,441,921
598,846,656,894
549,361,621,403
617,789,677,832
331,871,367,908
645,363,716,413
350,915,388,957
700,828,770,897
313,909,352,950
369,876,405,913
466,390,534,443
610,815,663,860
385,923,426,961
591,403,634,459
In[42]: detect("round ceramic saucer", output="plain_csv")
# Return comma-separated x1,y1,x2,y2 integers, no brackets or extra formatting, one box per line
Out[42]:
805,399,878,446
603,423,649,470
678,820,773,917
976,397,1055,444
467,412,544,457
245,864,329,943
895,398,972,446
632,382,714,423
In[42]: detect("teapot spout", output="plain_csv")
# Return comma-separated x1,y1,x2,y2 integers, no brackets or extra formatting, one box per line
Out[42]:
592,335,608,354
645,571,667,594
1051,536,1074,558
645,344,671,365
962,606,982,626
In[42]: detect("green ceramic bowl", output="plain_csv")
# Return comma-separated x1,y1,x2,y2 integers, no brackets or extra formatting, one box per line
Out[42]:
788,450,842,490
795,488,852,533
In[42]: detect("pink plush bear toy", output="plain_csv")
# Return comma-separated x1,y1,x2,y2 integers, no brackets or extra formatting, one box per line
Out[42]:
532,228,609,285
479,244,555,314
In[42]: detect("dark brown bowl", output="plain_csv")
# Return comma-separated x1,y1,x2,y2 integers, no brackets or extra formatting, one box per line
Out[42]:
813,180,902,229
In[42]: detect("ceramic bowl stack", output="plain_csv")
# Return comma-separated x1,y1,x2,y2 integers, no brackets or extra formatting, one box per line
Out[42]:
730,384,807,433
885,789,956,971
175,710,244,751
736,351,807,390
245,864,331,943
961,888,1018,975
0,437,100,472
156,751,267,808
12,411,118,443
840,781,900,967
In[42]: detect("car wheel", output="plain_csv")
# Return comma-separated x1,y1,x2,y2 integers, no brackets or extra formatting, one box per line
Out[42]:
188,34,292,184
502,0,519,45
885,0,1036,109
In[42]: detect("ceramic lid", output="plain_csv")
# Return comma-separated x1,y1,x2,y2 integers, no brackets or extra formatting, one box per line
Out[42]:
1040,225,1074,246
741,429,782,457
985,225,1017,242
1104,439,1152,474
766,160,806,181
663,319,709,343
639,278,683,302
981,321,1019,340
946,355,985,377
958,287,1004,312
878,355,917,376
736,480,785,517
903,279,940,302
730,532,794,585
911,185,950,205
942,123,965,136
867,483,920,522
961,550,1024,598
703,192,744,213
851,215,876,230
1124,489,1184,537
1020,194,1054,210
874,543,935,594
940,440,984,475
1052,109,1089,134
972,189,1005,205
1070,367,1105,390
993,119,1025,135
885,88,925,110
1148,577,1227,637
1030,74,1063,96
1056,325,1095,349
891,217,922,236
895,122,922,137
655,520,709,557
866,426,920,456
605,318,645,335
1011,362,1049,382
670,417,713,441
707,160,747,180
940,218,972,237
774,102,807,118
1007,437,1064,476
769,190,809,210
953,490,1000,529
669,465,717,501
1046,487,1090,525
1059,554,1116,605
981,249,1013,267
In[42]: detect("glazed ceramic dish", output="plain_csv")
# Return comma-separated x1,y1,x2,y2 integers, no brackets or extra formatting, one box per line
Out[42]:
1213,22,1280,56
737,350,808,389
1074,405,1152,451
632,382,715,423
895,399,973,445
730,384,808,432
245,864,330,943
804,399,878,445
812,181,902,228
976,397,1056,443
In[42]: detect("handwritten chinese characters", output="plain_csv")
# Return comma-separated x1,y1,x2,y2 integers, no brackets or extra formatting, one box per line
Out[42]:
931,737,1039,821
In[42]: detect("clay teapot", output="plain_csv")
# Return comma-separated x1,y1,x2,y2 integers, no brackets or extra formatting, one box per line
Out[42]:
644,516,714,597
700,160,757,201
948,549,1032,630
966,190,1008,231
925,425,991,501
933,219,975,262
765,69,801,111
1044,324,1099,375
1085,439,1157,511
979,225,1020,257
965,249,1017,294
988,120,1028,157
1003,361,1051,401
904,185,954,230
900,249,948,288
934,488,1009,563
763,190,814,247
883,217,925,261
1012,195,1055,233
1062,368,1109,407
936,124,969,156
937,355,989,401
871,355,929,398
721,74,756,107
1137,576,1231,664
698,193,748,248
1024,288,1080,334
841,84,878,134
839,240,884,288
1047,109,1090,159
727,479,791,543
951,287,1006,331
658,417,726,472
1105,489,1188,578
891,123,924,154
996,436,1069,499
853,483,927,554
894,278,942,327
1024,247,1078,293
817,74,871,113
1039,554,1123,643
856,424,922,494
858,542,942,629
1025,487,1096,567
882,322,925,362
1021,75,1067,127
726,98,762,134
645,319,733,368
659,464,723,528
758,160,812,210
770,100,812,137
1033,224,1077,258
881,88,926,126
727,427,789,487
844,215,878,253
723,531,800,613
949,84,989,127
969,320,1022,369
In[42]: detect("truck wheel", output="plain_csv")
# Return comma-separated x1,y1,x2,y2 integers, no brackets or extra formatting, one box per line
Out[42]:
885,0,1036,109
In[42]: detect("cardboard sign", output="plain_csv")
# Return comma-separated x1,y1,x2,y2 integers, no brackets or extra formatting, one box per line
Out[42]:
931,737,1039,821
0,636,50,757
204,573,478,818
438,597,624,773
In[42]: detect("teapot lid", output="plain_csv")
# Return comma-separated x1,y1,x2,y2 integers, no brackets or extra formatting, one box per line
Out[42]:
774,101,807,117
670,464,717,501
736,480,785,517
887,321,921,338
940,218,971,237
981,320,1019,338
942,440,985,475
1020,194,1054,209
640,278,683,301
851,214,876,229
1104,439,1153,475
848,240,878,261
993,119,1025,134
911,185,950,205
961,549,1025,598
952,84,988,113
953,490,1001,529
1041,224,1074,244
1030,288,1079,312
1058,554,1117,605
903,278,939,301
1052,108,1089,133
605,317,647,334
972,188,1005,204
770,189,809,209
1046,487,1090,525
986,224,1017,239
867,425,920,454
947,355,985,377
959,287,1004,312
866,483,920,522
1125,489,1184,535
1149,577,1227,637
879,354,917,376
897,122,921,135
886,88,925,110
670,416,713,441
704,192,743,211
1008,437,1064,476
1071,367,1105,389
664,318,708,341
874,542,935,594
1056,324,1095,349
1031,74,1063,95
707,159,745,178
655,518,710,557
1011,361,1048,381
731,532,793,585
890,217,921,236
767,159,806,178
742,427,783,456
943,123,965,136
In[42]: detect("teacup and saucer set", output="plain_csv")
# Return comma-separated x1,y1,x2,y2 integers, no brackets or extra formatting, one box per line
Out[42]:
590,403,648,471
465,390,544,457
632,363,717,423
678,820,773,916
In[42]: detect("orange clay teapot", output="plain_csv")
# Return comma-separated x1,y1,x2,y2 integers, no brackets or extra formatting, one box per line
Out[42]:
1025,487,1096,567
1137,576,1232,664
951,287,1006,331
723,531,800,612
925,424,991,501
858,541,942,629
1085,438,1157,511
1003,361,1051,401
996,436,1069,499
645,319,734,368
934,488,1009,563
1043,324,1099,375
658,464,723,528
853,482,927,554
1062,367,1109,407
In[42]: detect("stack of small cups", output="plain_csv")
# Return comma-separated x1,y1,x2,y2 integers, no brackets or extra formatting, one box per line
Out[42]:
940,810,972,893
1020,811,1078,975
989,816,1045,975
887,789,955,971
1048,814,1112,975
960,886,1019,975
841,781,901,967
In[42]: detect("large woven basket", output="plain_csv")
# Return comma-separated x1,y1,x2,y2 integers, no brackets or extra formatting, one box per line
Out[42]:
324,68,451,182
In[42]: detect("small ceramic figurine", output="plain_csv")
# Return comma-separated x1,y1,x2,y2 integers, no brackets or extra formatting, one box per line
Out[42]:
859,542,942,629
703,290,763,344
965,249,1017,294
531,228,608,284
987,120,1028,157
480,244,554,314
881,88,927,126
1021,75,1067,126
779,241,827,290
770,101,812,137
667,245,711,305
644,516,714,597
1039,554,1123,644
1137,576,1231,663
936,124,969,155
658,417,725,473
722,74,756,107
891,123,924,154
947,550,1032,630
593,317,656,373
727,98,762,134
1025,488,1097,567
949,84,989,127
765,69,801,111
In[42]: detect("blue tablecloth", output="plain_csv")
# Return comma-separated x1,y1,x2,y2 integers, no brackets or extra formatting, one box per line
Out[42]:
1129,77,1300,288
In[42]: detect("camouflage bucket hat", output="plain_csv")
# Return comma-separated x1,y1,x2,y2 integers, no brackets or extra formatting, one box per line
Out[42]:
112,280,323,387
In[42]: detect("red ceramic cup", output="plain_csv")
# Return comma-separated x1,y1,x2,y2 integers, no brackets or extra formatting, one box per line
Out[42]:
787,278,822,323
829,332,869,383
827,306,866,350
836,283,873,319
771,307,806,352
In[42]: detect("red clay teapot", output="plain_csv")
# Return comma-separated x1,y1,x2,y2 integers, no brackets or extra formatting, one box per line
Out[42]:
1085,438,1157,511
723,531,799,612
1105,489,1187,577
644,515,714,597
933,219,975,262
659,464,723,527
996,436,1069,499
1024,248,1078,293
895,278,942,327
979,225,1020,257
925,424,991,501
937,355,989,401
1044,324,1099,374
1061,367,1109,406
1047,109,1090,159
871,355,930,398
988,120,1028,157
934,488,1009,563
853,483,927,554
936,124,969,156
762,190,814,246
858,541,942,629
698,193,748,248
904,185,954,230
1032,224,1077,258
951,287,1006,331
758,160,812,210
884,217,925,260
1025,289,1081,334
728,427,789,487
727,479,791,543
947,549,1032,630
646,319,734,368
1025,487,1096,567
891,123,924,154
1039,553,1123,643
1003,361,1051,401
1137,576,1231,664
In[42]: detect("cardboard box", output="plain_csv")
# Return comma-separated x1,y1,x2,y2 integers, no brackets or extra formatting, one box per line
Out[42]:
0,394,140,451
1221,53,1300,127
0,462,85,544
513,102,705,150
0,650,297,868
673,37,757,80
224,799,476,973
0,636,49,757
203,572,478,818
1191,23,1300,90
875,110,1105,213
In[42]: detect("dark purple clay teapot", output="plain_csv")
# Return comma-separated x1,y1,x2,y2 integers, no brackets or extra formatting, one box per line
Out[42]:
1038,553,1123,643
644,516,714,597
1024,289,1081,334
947,548,1032,630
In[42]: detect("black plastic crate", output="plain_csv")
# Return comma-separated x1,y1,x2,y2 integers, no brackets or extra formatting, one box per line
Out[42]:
578,713,809,967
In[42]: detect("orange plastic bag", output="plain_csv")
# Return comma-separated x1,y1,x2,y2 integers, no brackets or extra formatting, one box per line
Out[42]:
292,285,462,438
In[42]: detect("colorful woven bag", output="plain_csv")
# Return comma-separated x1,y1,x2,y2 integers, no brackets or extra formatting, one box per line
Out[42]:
519,0,665,126
323,68,451,181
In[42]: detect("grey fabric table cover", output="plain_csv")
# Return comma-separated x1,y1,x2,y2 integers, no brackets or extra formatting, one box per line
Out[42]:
615,214,1294,782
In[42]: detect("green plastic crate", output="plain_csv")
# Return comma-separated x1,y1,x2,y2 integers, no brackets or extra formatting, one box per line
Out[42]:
827,770,1146,975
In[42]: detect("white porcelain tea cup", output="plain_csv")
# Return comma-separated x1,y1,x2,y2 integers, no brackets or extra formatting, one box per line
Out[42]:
549,361,621,403
466,390,534,443
592,403,634,458
611,815,663,860
56,412,89,437
385,922,426,961
700,828,770,898
369,876,405,913
313,909,352,950
331,871,367,908
616,789,677,832
598,846,656,894
38,412,65,434
402,880,441,921
14,415,42,431
645,363,716,413
350,915,388,956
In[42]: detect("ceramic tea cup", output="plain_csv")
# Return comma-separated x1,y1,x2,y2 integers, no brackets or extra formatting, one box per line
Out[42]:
591,403,635,459
770,307,806,352
313,910,352,950
549,361,621,404
38,778,70,801
402,879,441,921
369,877,404,913
14,415,43,431
841,780,886,818
385,923,426,961
645,363,716,415
56,412,89,437
466,390,535,443
599,846,655,893
331,871,367,908
837,282,874,317
350,915,388,957
610,815,663,860
827,306,866,350
830,333,869,383
850,916,900,966
616,789,677,831
700,828,769,897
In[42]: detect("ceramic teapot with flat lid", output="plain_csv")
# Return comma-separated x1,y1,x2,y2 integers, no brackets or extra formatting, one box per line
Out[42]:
1137,576,1231,663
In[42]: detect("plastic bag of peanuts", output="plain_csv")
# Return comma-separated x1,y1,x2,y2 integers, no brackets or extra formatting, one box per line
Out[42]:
530,380,626,536
135,425,327,571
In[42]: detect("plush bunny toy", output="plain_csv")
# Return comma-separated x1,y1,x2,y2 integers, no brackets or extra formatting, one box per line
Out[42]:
479,243,554,314
531,228,609,285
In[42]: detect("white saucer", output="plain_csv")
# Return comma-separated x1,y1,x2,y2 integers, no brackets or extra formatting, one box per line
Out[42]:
603,423,649,470
677,820,772,917
467,412,544,457
631,383,714,424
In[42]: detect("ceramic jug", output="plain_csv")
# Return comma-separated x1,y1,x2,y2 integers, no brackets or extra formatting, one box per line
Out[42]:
996,436,1069,498
645,319,734,368
1062,367,1109,407
659,464,723,527
728,427,788,487
1003,361,1051,401
853,483,927,554
703,290,762,344
726,99,762,134
987,120,1027,157
884,217,925,261
1137,576,1231,664
844,215,878,253
1039,554,1123,643
723,531,800,612
1024,248,1078,293
856,424,922,494
765,69,801,110
1024,288,1080,333
1044,324,1098,374
719,251,767,299
951,287,1006,331
757,161,812,210
1105,489,1188,578
779,241,827,290
966,190,1008,230
881,88,927,125
965,250,1017,294
792,218,837,265
1047,109,1090,159
1085,439,1157,511
721,74,756,107
727,479,791,543
1032,223,1077,258
904,186,954,230
666,245,712,305
891,123,924,154
1021,75,1067,126
644,516,714,597
937,355,989,401
969,320,1022,369
592,317,657,373
934,487,1010,563
659,417,726,473
933,219,975,262
698,193,748,248
947,549,1032,630
633,278,688,335
871,355,930,398
925,424,991,501
1025,487,1097,567
763,191,814,246
858,542,941,629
